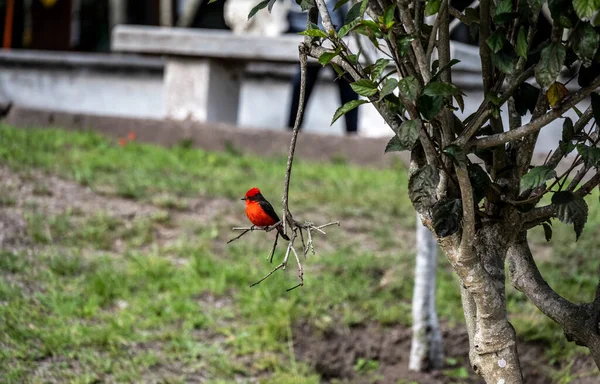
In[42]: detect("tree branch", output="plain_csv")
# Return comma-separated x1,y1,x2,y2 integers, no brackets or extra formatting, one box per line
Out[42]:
479,0,493,93
507,233,582,323
470,76,600,149
546,106,594,169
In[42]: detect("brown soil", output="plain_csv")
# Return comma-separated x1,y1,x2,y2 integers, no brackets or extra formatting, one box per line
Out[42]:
294,321,598,383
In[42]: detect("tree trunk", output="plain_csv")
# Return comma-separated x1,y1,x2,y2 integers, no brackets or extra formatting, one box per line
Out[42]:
439,224,523,383
410,215,444,371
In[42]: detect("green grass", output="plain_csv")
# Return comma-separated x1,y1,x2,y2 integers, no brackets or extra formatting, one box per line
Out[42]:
0,125,598,383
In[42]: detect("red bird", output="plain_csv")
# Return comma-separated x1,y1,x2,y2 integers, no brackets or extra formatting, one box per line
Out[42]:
242,187,290,240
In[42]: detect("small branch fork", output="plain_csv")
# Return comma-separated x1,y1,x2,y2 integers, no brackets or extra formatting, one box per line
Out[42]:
228,221,340,290
227,5,339,291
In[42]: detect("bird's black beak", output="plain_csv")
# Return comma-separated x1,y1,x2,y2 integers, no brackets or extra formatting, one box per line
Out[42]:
240,198,246,201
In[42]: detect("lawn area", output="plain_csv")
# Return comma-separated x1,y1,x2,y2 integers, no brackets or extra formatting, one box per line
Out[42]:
0,125,598,383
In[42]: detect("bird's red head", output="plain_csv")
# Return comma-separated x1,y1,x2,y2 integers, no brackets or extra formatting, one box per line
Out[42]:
243,187,261,200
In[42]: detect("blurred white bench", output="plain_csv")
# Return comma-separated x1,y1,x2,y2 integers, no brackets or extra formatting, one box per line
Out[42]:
111,25,485,125
111,25,303,124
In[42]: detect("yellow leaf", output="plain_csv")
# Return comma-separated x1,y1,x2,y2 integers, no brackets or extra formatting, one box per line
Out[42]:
546,82,569,109
40,0,58,8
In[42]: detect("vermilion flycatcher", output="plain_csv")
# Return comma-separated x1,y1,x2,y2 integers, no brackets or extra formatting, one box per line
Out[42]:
242,187,290,240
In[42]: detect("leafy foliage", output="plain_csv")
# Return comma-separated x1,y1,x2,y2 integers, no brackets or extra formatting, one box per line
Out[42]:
572,23,600,68
432,198,462,237
576,145,600,168
573,0,600,19
551,191,589,240
398,76,419,101
408,165,439,213
350,79,378,97
535,43,566,88
520,166,557,193
247,0,270,19
331,100,368,125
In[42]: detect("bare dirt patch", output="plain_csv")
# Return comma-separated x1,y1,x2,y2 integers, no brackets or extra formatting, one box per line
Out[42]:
293,321,597,384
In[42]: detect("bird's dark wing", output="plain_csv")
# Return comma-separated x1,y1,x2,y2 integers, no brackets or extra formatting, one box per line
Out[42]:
258,198,281,223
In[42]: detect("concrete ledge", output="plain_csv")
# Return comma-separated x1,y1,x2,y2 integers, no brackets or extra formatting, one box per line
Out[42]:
5,107,409,168
112,25,304,63
0,49,164,73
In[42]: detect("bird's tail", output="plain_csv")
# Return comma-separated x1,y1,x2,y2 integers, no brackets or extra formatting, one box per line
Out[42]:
277,224,290,241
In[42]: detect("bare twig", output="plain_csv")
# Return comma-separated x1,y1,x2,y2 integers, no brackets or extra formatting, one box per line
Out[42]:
269,232,280,263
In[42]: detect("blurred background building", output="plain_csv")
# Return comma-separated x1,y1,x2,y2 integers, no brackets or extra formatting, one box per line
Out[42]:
0,0,573,154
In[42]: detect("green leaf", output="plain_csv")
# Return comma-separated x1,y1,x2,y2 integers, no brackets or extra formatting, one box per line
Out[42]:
248,0,270,19
432,59,461,81
443,144,467,166
418,95,444,120
425,0,441,15
591,92,600,123
487,32,505,53
468,164,491,204
576,144,600,168
384,4,396,27
359,0,368,16
520,166,557,193
432,198,463,237
572,23,600,67
295,0,314,11
491,45,517,74
494,0,513,23
384,135,404,153
454,94,465,112
344,1,362,23
331,99,368,125
267,0,277,12
299,28,328,38
464,8,480,24
318,47,341,65
379,78,398,100
573,0,600,20
370,58,390,80
516,27,528,58
334,0,351,10
542,222,553,242
338,19,361,38
330,63,345,78
396,119,421,150
559,140,576,155
398,76,419,101
549,0,578,28
514,82,540,115
423,81,462,97
350,79,378,97
535,43,566,88
397,35,415,56
408,164,440,213
551,191,588,240
562,117,574,142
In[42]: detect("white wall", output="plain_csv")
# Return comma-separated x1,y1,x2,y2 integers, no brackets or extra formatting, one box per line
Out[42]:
0,60,580,155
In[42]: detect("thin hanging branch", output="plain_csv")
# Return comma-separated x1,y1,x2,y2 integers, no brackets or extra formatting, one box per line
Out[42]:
228,4,339,291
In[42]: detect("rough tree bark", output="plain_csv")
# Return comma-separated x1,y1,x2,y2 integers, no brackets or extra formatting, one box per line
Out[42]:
409,216,444,371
